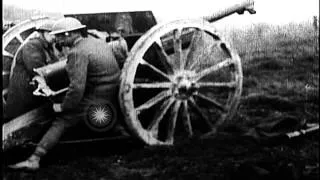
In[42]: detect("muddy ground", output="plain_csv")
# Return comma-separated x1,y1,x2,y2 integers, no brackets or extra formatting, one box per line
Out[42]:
3,24,319,180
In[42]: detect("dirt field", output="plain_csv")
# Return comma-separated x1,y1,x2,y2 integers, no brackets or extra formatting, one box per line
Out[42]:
3,23,319,180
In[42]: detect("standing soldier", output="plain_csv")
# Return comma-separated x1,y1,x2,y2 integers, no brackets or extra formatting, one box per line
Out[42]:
114,12,134,34
4,19,58,121
9,17,121,171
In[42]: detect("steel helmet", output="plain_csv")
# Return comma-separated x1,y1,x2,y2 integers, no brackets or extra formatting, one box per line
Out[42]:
50,17,86,35
36,20,56,31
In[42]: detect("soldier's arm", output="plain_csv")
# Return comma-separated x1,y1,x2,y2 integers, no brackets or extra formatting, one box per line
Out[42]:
21,42,47,76
61,51,88,111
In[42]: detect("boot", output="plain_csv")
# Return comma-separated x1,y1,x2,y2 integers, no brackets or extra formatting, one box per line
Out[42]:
8,154,40,171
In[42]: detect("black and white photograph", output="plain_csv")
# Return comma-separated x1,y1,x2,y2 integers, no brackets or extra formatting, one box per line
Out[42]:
2,0,319,179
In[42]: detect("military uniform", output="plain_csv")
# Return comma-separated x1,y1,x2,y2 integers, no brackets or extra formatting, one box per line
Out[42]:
4,36,58,121
38,36,121,151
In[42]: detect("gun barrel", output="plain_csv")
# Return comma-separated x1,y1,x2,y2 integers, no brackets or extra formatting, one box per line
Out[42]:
33,60,69,91
203,0,255,23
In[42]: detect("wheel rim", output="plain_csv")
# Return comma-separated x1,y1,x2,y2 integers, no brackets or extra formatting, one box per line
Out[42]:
120,19,243,145
2,17,50,105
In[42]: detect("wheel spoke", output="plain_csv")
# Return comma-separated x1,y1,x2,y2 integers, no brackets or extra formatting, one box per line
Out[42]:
147,97,175,133
153,41,174,74
193,58,234,81
140,58,172,81
185,29,203,69
16,35,24,43
166,100,181,143
188,97,215,129
194,93,227,112
173,28,183,71
136,90,172,113
197,81,237,89
133,82,172,89
3,50,14,58
182,100,193,137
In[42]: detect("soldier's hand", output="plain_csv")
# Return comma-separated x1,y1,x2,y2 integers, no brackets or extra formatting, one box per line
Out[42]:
53,103,62,112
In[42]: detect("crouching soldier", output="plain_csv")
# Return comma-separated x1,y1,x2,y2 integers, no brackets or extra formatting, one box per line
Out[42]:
4,19,58,121
9,17,121,171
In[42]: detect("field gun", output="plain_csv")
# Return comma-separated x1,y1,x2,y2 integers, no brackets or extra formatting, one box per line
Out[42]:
3,0,255,151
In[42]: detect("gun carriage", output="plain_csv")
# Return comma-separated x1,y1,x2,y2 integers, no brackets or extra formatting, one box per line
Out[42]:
2,0,255,151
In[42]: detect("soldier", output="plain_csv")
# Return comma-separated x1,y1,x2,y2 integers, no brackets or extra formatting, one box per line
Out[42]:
4,19,58,121
114,12,134,34
9,17,121,171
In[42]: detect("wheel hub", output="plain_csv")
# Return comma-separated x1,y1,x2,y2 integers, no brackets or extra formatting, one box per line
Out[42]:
173,73,197,100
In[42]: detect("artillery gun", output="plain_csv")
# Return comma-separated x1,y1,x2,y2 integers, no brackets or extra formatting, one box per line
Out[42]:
2,0,256,151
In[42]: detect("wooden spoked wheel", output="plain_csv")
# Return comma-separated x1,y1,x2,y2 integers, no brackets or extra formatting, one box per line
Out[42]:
2,17,50,105
120,19,243,145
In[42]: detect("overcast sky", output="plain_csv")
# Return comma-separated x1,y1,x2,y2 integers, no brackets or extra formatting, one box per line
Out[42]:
3,0,319,27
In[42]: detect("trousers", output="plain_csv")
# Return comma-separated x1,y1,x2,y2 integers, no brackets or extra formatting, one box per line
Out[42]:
37,109,85,152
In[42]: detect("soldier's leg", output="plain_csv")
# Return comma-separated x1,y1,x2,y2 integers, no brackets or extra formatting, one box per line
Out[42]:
36,118,68,154
36,111,84,155
9,111,83,170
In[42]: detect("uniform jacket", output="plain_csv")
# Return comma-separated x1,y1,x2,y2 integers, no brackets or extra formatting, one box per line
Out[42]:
61,37,121,112
4,36,58,120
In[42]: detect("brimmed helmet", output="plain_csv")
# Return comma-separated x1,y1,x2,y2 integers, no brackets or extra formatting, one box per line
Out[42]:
50,17,86,35
36,20,55,32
